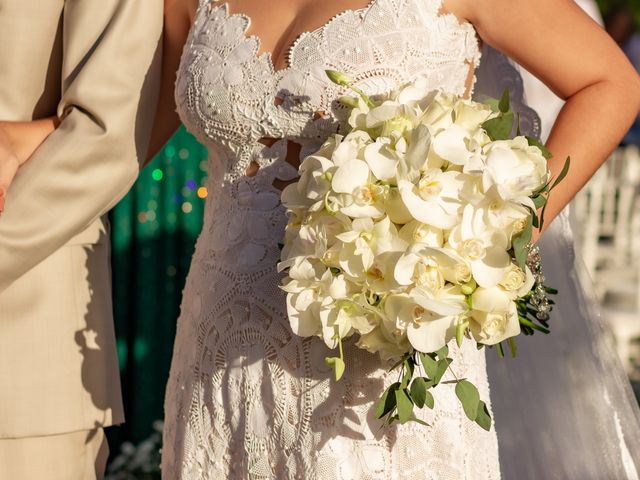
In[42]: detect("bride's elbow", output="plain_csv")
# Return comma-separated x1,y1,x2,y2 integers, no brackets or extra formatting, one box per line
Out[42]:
613,63,640,115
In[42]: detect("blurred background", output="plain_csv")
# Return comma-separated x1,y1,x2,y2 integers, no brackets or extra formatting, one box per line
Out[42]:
104,1,640,477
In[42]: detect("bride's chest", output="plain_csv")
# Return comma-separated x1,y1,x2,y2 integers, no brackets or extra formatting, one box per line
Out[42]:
176,0,480,151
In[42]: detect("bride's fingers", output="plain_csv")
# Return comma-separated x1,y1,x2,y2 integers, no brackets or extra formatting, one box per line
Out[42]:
0,154,19,215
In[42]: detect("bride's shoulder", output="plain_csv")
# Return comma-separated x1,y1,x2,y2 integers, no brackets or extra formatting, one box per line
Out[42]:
164,0,200,24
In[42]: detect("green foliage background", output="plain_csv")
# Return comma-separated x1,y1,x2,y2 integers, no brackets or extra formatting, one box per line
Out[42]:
597,0,640,27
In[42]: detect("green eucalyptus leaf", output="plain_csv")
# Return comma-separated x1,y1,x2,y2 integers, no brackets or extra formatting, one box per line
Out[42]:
433,358,452,385
400,358,415,390
512,215,533,271
549,156,571,192
419,353,438,379
475,400,492,431
396,389,414,424
482,111,514,141
410,377,428,408
424,390,435,409
409,418,431,427
498,89,511,113
532,214,540,229
525,136,553,159
436,345,449,359
484,98,500,113
375,382,400,419
533,195,547,210
455,380,481,421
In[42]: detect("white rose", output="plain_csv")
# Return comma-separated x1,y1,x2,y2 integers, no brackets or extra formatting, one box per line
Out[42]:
513,266,536,299
398,220,443,247
482,136,550,206
469,287,521,345
499,264,526,292
453,99,495,132
421,91,457,132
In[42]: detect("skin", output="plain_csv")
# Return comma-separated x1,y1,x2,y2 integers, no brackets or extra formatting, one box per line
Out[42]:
0,117,58,213
3,0,640,240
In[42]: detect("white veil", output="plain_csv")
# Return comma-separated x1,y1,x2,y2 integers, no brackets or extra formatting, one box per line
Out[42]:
474,44,640,479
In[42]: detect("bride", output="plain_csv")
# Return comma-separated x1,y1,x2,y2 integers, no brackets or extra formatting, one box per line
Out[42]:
147,0,639,478
1,0,636,478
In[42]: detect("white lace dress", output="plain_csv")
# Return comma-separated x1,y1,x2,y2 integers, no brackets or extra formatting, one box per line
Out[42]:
163,0,500,478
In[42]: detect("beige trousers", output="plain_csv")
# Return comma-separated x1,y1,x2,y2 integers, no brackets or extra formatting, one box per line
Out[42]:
0,429,109,480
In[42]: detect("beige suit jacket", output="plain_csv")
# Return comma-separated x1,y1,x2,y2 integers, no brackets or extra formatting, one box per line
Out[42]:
0,0,162,438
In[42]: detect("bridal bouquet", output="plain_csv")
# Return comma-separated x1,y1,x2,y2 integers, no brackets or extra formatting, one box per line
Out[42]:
279,71,569,430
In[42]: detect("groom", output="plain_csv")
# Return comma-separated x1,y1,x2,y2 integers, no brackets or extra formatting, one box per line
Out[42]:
0,1,161,478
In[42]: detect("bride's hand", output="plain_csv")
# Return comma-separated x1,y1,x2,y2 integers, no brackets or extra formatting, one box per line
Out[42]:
0,125,20,215
0,116,60,215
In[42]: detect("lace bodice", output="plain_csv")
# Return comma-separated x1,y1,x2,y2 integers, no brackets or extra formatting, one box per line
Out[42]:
163,1,500,479
176,0,480,182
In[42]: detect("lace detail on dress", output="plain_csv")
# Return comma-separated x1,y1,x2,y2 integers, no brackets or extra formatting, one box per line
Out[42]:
175,0,481,182
164,1,500,478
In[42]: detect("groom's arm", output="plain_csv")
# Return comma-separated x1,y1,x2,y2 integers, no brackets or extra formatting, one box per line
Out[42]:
0,0,163,293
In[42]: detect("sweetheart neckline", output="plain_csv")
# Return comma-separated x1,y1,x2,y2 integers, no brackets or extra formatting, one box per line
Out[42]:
206,0,473,77
208,0,379,76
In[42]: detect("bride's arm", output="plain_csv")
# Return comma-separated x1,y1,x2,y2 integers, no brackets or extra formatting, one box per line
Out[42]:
145,0,198,163
451,0,640,236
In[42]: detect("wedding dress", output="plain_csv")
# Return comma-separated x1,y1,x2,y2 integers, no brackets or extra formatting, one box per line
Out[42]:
163,0,501,478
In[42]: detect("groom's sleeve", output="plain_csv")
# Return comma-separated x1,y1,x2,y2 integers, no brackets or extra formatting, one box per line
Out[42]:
0,0,163,293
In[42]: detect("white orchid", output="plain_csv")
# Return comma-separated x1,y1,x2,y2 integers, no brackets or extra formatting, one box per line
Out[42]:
384,286,467,353
331,130,372,166
397,168,470,230
336,216,407,280
299,155,335,200
363,139,401,181
447,204,512,288
331,158,387,219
